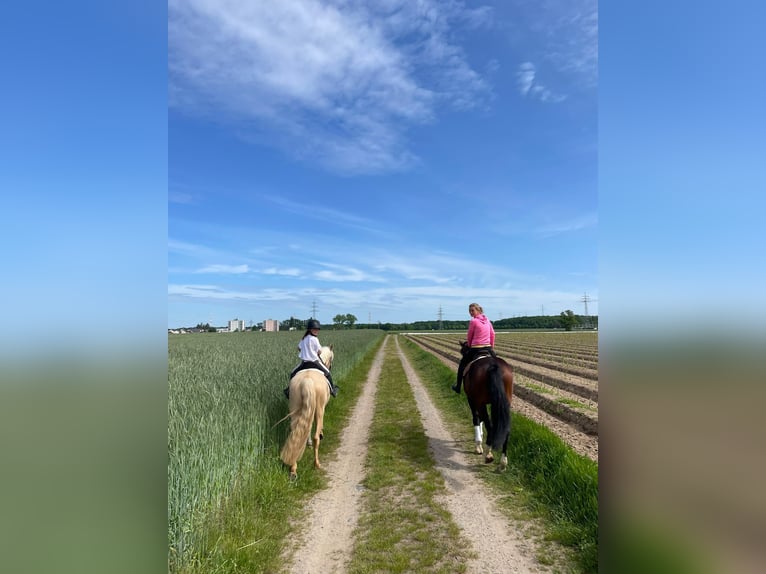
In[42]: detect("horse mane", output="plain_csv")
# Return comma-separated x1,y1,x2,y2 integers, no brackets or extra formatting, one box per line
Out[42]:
320,345,334,369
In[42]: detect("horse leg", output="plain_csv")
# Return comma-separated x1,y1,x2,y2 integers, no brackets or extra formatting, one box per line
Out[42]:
499,432,509,471
473,418,483,454
313,403,326,469
499,402,512,471
478,405,494,464
467,398,483,454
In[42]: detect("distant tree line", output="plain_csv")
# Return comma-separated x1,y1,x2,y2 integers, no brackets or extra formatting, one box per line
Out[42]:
183,312,596,333
333,312,597,332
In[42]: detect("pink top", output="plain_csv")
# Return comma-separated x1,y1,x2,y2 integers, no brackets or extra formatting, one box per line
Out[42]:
466,313,495,347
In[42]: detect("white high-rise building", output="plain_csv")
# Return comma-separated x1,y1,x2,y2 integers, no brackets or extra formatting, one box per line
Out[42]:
228,319,245,332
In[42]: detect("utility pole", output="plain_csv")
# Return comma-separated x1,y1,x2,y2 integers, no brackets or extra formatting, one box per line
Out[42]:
311,300,318,319
580,292,596,329
438,306,443,330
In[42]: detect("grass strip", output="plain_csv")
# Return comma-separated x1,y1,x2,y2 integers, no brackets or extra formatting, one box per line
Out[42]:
400,336,598,573
348,340,475,573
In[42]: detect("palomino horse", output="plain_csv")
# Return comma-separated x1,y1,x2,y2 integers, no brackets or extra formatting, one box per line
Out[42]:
459,341,514,471
280,346,335,480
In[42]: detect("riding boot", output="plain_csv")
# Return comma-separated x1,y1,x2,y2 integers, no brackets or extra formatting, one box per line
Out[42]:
452,369,463,394
454,354,469,394
327,375,338,397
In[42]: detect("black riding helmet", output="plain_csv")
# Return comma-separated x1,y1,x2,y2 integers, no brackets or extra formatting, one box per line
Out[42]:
307,319,321,330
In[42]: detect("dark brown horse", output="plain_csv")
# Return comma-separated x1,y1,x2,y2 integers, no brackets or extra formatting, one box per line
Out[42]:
459,341,514,470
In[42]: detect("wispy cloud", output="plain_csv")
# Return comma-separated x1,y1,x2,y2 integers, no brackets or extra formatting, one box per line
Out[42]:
168,282,592,320
169,191,196,204
259,194,392,236
313,262,386,283
261,267,302,277
169,284,300,301
195,264,250,274
516,62,566,103
168,0,492,174
536,212,597,236
525,0,598,90
169,239,221,258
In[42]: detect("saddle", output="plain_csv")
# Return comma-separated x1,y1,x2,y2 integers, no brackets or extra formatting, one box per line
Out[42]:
291,360,328,378
464,350,495,380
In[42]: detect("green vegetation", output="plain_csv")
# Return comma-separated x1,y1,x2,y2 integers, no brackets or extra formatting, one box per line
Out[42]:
169,330,599,572
399,336,599,573
559,309,580,331
168,329,385,572
348,342,475,573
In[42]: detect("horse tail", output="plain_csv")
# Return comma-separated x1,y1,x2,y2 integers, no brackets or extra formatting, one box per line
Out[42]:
280,378,317,468
487,362,510,450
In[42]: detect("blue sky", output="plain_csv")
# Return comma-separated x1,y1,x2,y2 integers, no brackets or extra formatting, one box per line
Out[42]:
168,0,598,328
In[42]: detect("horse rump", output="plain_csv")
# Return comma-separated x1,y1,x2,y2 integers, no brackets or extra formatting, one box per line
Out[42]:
280,378,317,468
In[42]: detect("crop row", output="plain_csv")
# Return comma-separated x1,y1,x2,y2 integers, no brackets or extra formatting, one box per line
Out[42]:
404,333,598,439
412,334,598,400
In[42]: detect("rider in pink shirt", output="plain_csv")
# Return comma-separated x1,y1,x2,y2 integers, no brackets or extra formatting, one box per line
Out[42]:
453,302,497,394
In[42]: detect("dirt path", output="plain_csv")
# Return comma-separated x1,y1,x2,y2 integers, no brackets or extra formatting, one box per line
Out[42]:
282,335,542,573
282,337,387,574
393,337,540,573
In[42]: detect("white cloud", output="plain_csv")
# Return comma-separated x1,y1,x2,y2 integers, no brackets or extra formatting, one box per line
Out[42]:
168,0,491,174
261,267,302,277
526,0,597,90
168,282,595,320
516,62,566,103
258,194,394,237
195,264,250,274
313,262,386,283
517,62,536,95
169,284,300,301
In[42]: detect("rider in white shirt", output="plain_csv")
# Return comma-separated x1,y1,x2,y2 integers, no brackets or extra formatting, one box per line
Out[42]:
283,319,337,399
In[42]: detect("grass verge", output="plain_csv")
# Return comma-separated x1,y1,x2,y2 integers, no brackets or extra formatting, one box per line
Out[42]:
348,339,476,573
400,336,599,573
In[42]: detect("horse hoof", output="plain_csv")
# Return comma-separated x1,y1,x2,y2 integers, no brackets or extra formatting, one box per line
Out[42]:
485,454,494,464
475,444,483,454
289,472,297,481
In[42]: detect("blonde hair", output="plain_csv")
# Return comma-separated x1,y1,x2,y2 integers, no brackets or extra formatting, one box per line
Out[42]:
469,303,483,314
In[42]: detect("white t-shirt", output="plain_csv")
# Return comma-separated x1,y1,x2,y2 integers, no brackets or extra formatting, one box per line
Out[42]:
298,335,322,362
